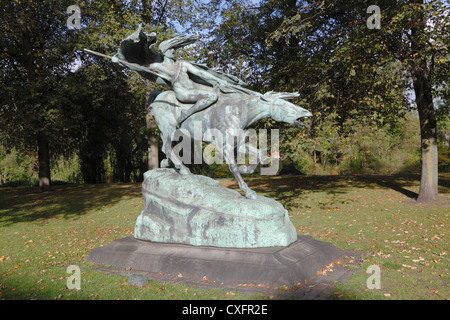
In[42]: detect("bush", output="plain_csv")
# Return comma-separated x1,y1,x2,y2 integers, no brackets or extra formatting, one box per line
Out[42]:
0,146,84,187
437,115,450,172
51,154,83,184
340,113,421,174
0,147,37,186
281,111,421,175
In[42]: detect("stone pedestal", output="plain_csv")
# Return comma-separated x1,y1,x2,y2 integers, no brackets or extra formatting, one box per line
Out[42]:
134,169,297,248
87,235,348,287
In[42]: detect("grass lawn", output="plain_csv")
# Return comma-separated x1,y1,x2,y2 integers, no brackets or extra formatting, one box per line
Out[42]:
0,173,448,300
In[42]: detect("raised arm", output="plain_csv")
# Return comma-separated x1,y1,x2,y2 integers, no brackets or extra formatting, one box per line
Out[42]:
182,62,229,86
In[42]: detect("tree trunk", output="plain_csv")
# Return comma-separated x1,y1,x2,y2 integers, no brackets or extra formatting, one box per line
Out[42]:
413,75,438,203
141,0,153,26
410,0,438,202
37,133,51,192
146,112,159,170
141,5,160,171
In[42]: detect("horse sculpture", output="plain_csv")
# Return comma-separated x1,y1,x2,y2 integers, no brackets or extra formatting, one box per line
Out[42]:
85,27,312,199
149,89,311,199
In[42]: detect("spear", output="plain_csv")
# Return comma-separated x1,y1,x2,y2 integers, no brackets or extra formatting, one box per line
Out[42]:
83,48,171,82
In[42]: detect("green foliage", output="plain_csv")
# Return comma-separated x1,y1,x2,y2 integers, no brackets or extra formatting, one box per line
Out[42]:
51,154,83,184
70,0,216,183
1,0,447,185
437,115,450,172
0,147,37,186
281,112,421,175
202,0,448,202
0,0,82,149
340,113,421,174
0,0,212,186
0,147,84,186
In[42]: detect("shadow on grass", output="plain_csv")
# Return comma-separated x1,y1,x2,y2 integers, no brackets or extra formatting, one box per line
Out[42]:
223,173,449,211
1,173,448,226
0,183,142,226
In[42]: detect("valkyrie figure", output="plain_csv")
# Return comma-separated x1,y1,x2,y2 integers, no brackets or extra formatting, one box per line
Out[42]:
112,26,247,124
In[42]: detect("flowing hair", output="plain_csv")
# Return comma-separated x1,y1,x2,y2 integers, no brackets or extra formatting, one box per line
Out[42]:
158,34,201,57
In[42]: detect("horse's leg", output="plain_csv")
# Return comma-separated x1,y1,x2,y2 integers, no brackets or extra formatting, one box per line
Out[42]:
223,144,257,199
159,131,171,168
238,141,262,174
234,130,262,175
159,132,171,168
150,94,191,175
160,130,191,175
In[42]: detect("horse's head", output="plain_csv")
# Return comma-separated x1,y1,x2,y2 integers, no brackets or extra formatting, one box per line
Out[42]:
269,98,312,125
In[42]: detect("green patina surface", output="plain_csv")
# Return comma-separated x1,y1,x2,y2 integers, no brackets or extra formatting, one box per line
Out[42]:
134,169,297,248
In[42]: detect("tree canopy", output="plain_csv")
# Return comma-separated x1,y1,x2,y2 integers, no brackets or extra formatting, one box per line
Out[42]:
201,0,449,202
0,0,448,202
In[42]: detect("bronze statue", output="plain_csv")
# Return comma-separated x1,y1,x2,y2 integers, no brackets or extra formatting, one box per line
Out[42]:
85,26,311,199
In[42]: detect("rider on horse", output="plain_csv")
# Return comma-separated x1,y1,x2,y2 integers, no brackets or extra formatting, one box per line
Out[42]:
112,26,247,124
